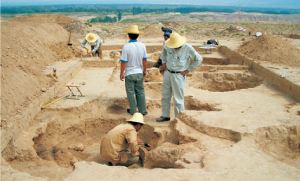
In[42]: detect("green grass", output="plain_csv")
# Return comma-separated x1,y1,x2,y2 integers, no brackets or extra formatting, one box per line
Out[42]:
102,28,110,33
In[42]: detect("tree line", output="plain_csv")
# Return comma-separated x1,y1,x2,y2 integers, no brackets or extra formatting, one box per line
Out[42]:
2,4,299,19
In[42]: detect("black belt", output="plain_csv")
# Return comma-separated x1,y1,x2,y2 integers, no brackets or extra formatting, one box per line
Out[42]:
167,69,182,73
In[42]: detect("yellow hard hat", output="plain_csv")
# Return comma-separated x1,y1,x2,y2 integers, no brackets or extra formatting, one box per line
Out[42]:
127,113,145,125
124,25,144,35
86,33,98,43
165,32,186,48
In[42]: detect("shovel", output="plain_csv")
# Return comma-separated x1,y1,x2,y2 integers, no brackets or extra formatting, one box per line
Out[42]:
67,27,72,46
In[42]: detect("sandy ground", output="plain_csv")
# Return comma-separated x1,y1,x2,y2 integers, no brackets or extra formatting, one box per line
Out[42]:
1,14,300,181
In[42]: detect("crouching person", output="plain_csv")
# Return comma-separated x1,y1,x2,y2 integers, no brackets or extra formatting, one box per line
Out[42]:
100,113,145,167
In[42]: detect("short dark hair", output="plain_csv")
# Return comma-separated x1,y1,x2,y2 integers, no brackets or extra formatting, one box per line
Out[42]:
161,27,172,33
128,121,143,126
128,33,139,40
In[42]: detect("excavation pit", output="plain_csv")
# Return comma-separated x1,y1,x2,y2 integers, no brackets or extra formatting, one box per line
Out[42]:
254,125,300,169
2,97,232,177
189,71,263,92
31,117,164,168
184,96,221,111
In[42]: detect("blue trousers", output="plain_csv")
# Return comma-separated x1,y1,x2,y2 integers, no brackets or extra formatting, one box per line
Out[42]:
125,73,147,114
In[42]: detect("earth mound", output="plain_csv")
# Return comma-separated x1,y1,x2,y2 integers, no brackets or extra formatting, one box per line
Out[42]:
1,17,81,119
64,20,91,34
12,14,75,26
143,23,163,38
237,34,300,68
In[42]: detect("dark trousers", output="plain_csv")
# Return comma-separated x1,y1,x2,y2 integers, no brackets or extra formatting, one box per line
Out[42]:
153,58,162,68
125,74,147,114
91,44,103,58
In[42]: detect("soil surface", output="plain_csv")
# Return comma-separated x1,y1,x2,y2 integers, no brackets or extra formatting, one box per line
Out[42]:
1,14,300,181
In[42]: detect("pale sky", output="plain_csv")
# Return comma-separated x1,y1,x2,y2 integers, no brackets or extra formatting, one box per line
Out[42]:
1,0,300,9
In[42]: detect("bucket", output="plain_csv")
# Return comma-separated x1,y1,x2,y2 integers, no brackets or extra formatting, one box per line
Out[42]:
53,67,57,77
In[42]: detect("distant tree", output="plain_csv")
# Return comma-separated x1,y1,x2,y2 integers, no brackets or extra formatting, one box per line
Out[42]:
1,4,299,15
132,7,142,15
89,16,117,23
118,11,122,21
132,7,136,15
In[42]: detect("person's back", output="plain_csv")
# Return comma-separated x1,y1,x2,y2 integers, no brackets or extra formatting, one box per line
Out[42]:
120,25,148,116
122,41,146,77
100,123,137,164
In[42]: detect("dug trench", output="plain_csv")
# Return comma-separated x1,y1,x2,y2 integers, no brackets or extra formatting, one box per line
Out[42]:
2,46,300,180
3,98,300,179
2,98,227,177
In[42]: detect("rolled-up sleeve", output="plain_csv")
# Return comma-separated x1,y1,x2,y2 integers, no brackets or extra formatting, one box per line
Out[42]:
160,46,168,64
81,39,87,48
125,129,139,153
187,47,203,72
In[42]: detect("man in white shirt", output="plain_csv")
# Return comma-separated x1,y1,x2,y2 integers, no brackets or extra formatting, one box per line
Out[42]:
120,25,148,115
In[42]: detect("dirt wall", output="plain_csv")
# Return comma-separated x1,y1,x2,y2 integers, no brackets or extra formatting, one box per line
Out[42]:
1,61,82,152
219,46,300,102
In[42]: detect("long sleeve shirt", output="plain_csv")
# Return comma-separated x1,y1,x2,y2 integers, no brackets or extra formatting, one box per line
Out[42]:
81,34,102,53
161,43,203,72
100,123,139,164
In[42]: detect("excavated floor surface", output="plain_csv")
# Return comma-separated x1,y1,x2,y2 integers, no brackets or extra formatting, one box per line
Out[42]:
2,47,300,181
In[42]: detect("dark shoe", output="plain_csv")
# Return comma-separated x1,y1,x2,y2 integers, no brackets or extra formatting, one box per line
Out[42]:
156,116,170,122
127,109,133,115
138,148,145,167
142,112,148,116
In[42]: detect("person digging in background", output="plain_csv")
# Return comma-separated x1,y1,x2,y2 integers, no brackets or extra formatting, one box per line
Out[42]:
120,25,148,116
153,32,171,69
100,113,146,167
156,32,203,122
81,33,103,58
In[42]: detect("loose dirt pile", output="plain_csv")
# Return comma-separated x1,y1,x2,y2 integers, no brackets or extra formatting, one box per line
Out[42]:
1,16,81,120
143,23,163,38
64,20,92,34
238,34,300,68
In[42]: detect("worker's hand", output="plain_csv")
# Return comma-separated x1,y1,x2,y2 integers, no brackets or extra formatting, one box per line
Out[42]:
120,73,124,81
137,140,144,145
180,70,189,76
134,151,140,156
88,51,93,55
162,63,167,71
143,70,147,77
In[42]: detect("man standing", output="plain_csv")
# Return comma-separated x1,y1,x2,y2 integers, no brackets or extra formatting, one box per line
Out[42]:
120,25,148,115
156,32,203,122
100,113,145,166
81,33,103,58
